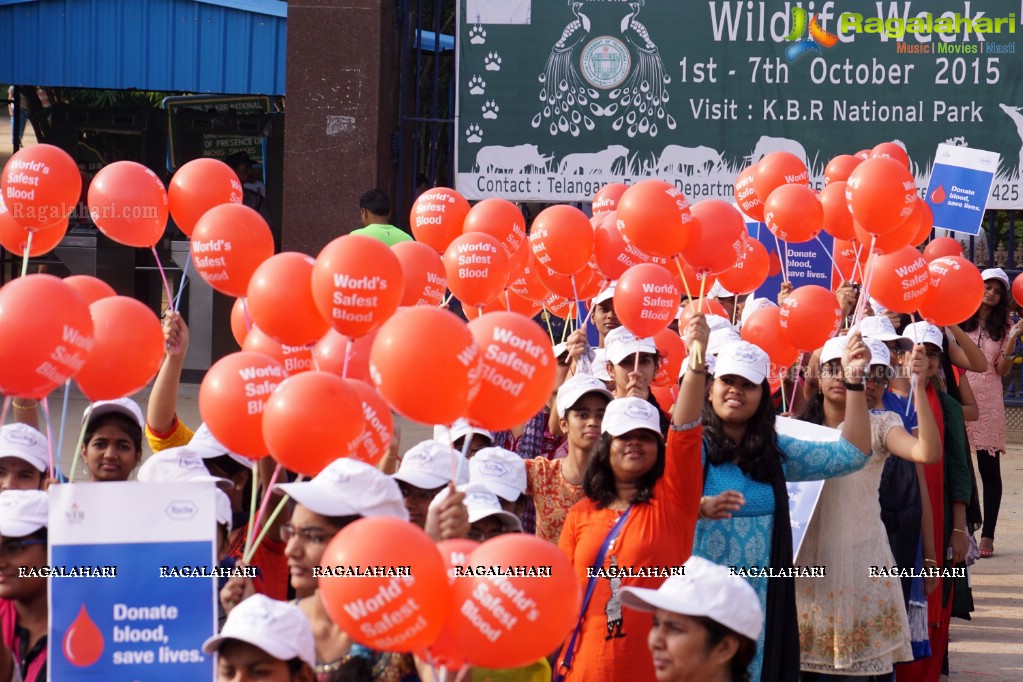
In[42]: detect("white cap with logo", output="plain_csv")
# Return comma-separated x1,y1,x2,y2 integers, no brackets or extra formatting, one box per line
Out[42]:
469,448,527,502
461,483,523,532
859,316,912,351
593,281,616,306
189,423,254,470
819,336,849,365
433,418,493,449
863,337,892,368
981,267,1010,290
592,347,612,382
393,440,469,490
276,458,408,521
714,341,770,385
604,326,658,365
86,398,144,429
202,594,316,668
556,373,614,416
601,397,661,438
0,423,49,473
0,490,48,537
739,297,776,328
901,321,943,348
136,447,234,489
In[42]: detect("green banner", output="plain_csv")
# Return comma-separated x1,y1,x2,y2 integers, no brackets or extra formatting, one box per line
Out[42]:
455,1,1022,208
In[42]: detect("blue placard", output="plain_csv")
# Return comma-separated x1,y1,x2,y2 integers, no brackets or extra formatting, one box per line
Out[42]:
747,221,836,304
925,144,999,237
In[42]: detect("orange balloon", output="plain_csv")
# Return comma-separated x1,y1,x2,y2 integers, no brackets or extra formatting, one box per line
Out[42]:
852,213,915,255
651,384,678,413
909,201,933,247
819,181,855,241
824,155,862,185
463,290,542,321
592,183,628,215
242,326,314,376
64,275,117,305
246,252,328,347
411,187,470,254
677,297,728,331
574,267,604,300
191,203,275,297
870,142,910,169
614,263,679,337
617,180,692,258
542,293,574,320
917,256,983,325
779,285,843,352
754,152,808,204
717,238,770,296
319,517,451,652
653,327,686,387
369,307,480,424
168,158,242,237
508,253,550,302
536,262,599,300
868,246,930,315
312,234,405,338
854,149,871,161
831,241,861,284
1,143,81,230
845,157,917,235
740,306,799,369
674,259,718,300
75,297,164,401
314,328,376,383
87,161,169,247
443,232,510,309
462,198,527,272
453,534,580,668
734,164,764,222
593,211,658,280
421,538,478,671
529,205,594,275
348,380,393,466
0,274,93,398
923,237,963,262
764,184,823,244
230,297,250,347
199,351,286,459
0,205,66,257
1012,273,1023,308
466,311,557,430
683,200,748,274
262,371,365,477
392,241,447,307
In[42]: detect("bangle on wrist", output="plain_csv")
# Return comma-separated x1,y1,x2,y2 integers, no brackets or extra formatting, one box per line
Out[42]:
698,496,710,520
12,399,37,410
952,527,967,535
923,558,937,566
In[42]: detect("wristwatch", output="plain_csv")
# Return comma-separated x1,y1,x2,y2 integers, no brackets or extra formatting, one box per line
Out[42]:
843,380,865,391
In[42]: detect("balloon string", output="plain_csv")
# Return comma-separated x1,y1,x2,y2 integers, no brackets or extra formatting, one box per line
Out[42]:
67,403,93,482
250,462,282,544
454,665,471,682
56,379,71,475
570,275,584,330
789,351,805,413
341,341,353,379
773,233,788,283
0,396,10,428
731,297,739,327
310,345,320,372
816,235,845,283
172,246,192,312
852,243,865,282
634,339,640,374
906,312,922,416
694,273,708,364
503,290,512,312
457,427,472,481
672,257,694,301
441,291,454,308
244,463,260,560
850,236,878,329
20,231,32,278
560,319,570,343
40,396,56,480
542,307,555,343
243,477,305,564
151,247,175,315
241,296,252,331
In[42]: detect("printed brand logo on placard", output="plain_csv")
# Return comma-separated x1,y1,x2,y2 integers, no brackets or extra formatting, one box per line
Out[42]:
166,501,198,520
65,503,84,524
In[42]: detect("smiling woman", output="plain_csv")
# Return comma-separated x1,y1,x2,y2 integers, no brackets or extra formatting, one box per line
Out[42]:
81,398,145,483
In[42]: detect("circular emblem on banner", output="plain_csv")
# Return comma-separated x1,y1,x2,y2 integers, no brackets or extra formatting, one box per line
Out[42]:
580,37,631,89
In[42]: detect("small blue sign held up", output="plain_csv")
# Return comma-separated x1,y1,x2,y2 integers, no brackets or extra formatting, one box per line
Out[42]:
925,144,999,237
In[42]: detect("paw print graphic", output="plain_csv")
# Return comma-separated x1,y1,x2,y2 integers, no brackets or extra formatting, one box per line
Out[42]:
468,75,486,95
481,100,499,120
465,123,483,143
469,24,487,45
484,52,502,72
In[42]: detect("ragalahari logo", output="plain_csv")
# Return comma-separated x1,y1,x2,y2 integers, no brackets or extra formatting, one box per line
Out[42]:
784,8,839,62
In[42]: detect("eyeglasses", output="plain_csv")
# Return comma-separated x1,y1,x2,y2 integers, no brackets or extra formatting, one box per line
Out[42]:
466,526,507,543
0,538,45,558
397,484,444,504
280,525,332,546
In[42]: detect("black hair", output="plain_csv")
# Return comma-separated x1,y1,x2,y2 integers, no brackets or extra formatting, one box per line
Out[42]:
85,413,142,454
702,379,785,483
323,515,362,531
694,616,756,682
224,151,253,170
798,390,826,426
205,455,253,520
582,432,665,508
286,657,307,674
358,189,390,218
961,279,1011,342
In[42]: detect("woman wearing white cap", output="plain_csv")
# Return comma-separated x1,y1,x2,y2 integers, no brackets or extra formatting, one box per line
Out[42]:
0,490,50,682
621,556,762,682
958,267,1023,558
795,336,940,678
0,425,49,493
686,336,873,682
80,398,145,482
555,313,708,682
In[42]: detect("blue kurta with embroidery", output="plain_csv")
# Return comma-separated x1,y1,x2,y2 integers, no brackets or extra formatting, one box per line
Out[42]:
692,435,870,682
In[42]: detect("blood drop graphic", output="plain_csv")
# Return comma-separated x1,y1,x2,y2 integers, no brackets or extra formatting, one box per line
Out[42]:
63,604,104,667
767,248,783,277
930,185,946,204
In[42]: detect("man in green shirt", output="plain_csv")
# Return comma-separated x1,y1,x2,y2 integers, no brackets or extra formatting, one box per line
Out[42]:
351,189,413,245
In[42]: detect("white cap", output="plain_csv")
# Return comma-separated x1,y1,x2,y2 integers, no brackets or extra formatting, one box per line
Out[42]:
705,315,734,333
902,322,943,349
277,458,408,520
819,336,848,365
393,440,469,490
739,297,776,327
461,483,523,532
620,556,763,641
469,448,527,502
868,296,888,316
601,397,662,438
0,423,48,473
714,341,770,385
593,281,616,306
556,373,613,416
553,342,569,359
708,281,734,299
215,490,233,529
592,347,612,381
202,594,316,668
604,326,657,365
982,267,1010,290
87,398,144,429
136,447,233,489
863,337,891,368
189,423,254,470
434,418,493,449
0,490,48,537
679,354,716,380
706,327,742,357
860,316,912,351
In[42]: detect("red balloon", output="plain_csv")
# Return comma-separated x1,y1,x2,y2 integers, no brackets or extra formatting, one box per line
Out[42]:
740,306,799,369
348,380,393,466
529,205,594,275
923,237,963,262
617,179,692,258
651,384,678,414
1,143,81,230
76,297,164,401
852,213,916,255
242,326,314,376
191,203,275,297
592,183,628,215
592,212,661,280
247,252,328,347
64,275,117,305
392,241,447,307
312,234,405,338
917,256,983,325
674,259,718,300
462,198,527,273
870,142,910,169
230,297,250,347
319,518,451,652
421,538,478,671
754,152,808,204
1013,273,1023,309
779,285,843,352
314,328,376,383
832,240,862,284
682,200,748,275
464,290,542,321
262,371,365,477
764,184,823,243
0,274,93,398
819,181,855,241
443,232,510,309
0,209,66,257
614,263,679,337
466,312,557,430
87,161,169,247
369,307,480,424
168,158,242,237
909,201,933,247
542,293,574,319
734,164,764,222
845,157,917,235
868,246,930,315
411,187,470,254
536,262,599,301
854,149,871,161
199,351,286,459
717,238,770,296
677,298,728,331
653,327,687,387
508,253,550,302
824,155,862,185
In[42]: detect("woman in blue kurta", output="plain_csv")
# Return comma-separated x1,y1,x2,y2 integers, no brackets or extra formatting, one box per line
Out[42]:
687,338,874,682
